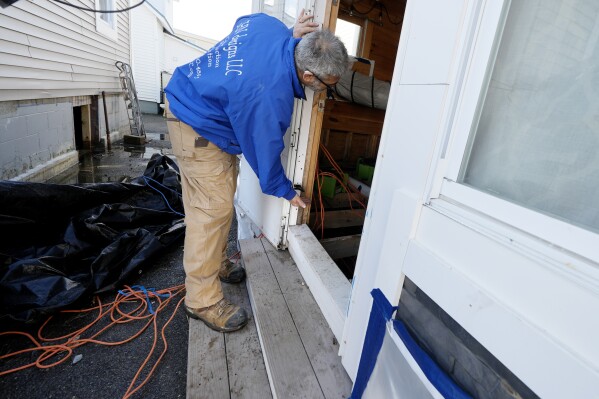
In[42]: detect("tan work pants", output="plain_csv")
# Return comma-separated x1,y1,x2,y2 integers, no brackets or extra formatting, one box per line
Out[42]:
166,110,237,309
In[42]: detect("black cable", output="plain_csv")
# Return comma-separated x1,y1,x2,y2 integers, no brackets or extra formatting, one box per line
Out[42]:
371,75,375,108
348,1,403,27
50,0,145,13
351,0,378,16
381,4,403,26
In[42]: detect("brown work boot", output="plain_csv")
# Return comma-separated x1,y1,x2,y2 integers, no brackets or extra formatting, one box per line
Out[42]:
184,298,248,332
219,259,246,284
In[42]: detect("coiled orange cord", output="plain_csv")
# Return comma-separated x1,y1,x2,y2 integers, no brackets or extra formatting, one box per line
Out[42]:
0,284,186,399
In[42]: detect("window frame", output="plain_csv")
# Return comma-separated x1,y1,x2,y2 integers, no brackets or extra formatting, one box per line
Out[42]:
95,0,118,41
428,0,599,279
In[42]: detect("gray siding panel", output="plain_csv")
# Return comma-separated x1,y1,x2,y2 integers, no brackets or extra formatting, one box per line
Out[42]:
0,26,29,45
0,0,131,101
0,78,119,90
0,14,121,59
0,53,74,73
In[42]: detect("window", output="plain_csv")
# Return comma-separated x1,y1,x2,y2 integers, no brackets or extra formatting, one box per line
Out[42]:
261,0,300,27
335,19,362,57
95,0,118,40
459,0,599,234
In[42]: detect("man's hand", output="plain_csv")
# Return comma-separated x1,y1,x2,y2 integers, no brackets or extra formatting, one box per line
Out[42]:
293,8,319,38
289,195,309,209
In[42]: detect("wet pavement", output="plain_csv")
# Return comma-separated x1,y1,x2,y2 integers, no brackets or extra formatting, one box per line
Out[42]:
48,122,173,185
1,114,238,399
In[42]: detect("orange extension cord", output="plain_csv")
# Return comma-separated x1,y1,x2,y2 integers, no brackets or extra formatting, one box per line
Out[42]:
0,284,186,399
313,143,368,238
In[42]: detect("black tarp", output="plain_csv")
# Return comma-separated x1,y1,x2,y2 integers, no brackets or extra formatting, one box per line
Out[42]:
0,154,185,323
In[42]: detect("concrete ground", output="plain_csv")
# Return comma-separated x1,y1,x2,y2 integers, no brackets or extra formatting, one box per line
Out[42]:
0,114,239,399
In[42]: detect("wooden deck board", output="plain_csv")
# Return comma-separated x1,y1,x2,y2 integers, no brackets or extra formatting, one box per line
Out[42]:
223,281,273,399
240,238,325,399
187,319,229,399
187,238,351,399
187,274,272,399
262,240,353,399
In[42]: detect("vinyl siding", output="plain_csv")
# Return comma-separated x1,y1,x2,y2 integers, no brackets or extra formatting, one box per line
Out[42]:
164,35,204,75
131,4,160,102
0,0,131,101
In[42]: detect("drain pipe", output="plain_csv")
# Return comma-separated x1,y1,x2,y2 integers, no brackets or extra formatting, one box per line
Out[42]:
101,91,111,151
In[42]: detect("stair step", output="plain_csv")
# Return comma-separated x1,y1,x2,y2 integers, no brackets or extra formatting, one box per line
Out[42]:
240,238,352,399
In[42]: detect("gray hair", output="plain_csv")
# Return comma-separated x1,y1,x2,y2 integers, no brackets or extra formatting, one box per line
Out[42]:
295,30,349,78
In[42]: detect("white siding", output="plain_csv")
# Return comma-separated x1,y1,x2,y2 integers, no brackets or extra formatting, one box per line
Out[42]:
0,0,130,101
158,22,165,75
131,4,160,103
164,36,204,75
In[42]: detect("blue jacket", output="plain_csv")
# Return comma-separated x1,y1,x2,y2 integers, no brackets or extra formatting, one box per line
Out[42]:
165,13,305,201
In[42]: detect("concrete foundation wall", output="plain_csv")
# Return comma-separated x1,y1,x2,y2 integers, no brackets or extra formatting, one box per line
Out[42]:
97,93,131,143
1,94,130,182
0,98,75,181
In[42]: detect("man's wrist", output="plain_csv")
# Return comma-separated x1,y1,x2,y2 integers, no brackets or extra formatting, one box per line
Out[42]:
283,187,297,201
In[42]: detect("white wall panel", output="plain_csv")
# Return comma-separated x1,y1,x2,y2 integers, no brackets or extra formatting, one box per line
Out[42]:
398,0,468,85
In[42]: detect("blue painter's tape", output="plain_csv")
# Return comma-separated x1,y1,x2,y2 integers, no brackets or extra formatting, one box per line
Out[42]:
350,289,397,399
393,319,472,399
350,289,472,399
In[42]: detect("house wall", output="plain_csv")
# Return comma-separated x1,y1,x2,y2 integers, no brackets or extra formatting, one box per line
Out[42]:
0,0,131,181
146,0,172,24
1,94,128,182
164,36,205,75
173,29,217,51
0,98,75,181
131,4,160,113
0,0,130,100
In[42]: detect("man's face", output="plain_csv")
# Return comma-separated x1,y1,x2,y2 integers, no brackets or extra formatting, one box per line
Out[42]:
301,71,339,94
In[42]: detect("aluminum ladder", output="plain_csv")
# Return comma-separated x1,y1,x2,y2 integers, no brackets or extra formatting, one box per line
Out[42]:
115,61,146,142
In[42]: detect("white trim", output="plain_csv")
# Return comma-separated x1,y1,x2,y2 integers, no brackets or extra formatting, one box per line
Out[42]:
287,225,351,341
95,0,118,41
424,0,485,200
440,181,599,267
143,0,175,34
443,0,509,180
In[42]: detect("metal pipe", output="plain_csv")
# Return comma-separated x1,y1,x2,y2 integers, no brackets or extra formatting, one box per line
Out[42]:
101,91,111,151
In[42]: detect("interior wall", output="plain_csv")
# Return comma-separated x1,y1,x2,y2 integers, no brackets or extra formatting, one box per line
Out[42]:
339,0,406,81
320,0,405,170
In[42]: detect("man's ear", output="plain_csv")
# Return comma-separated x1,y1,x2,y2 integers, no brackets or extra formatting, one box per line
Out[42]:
302,70,315,83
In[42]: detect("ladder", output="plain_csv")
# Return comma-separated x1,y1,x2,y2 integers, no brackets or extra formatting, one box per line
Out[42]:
115,61,146,139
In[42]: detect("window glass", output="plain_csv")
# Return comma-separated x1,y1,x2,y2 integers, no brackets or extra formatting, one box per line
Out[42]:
460,0,599,233
284,1,299,24
336,19,362,56
261,0,299,27
99,0,115,27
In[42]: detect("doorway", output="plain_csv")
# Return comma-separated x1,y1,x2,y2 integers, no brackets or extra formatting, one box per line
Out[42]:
305,0,408,280
73,104,92,150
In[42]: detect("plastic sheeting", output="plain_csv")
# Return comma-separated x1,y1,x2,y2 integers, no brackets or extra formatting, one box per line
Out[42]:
335,70,391,110
363,328,440,399
0,154,185,323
